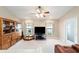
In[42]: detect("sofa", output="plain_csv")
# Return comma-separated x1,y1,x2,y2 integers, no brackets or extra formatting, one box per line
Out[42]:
55,44,79,53
72,44,79,52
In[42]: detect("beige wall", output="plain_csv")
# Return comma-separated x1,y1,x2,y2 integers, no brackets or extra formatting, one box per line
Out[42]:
59,7,79,43
0,7,20,22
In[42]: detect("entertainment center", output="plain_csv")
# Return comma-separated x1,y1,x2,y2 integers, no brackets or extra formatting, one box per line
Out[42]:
0,17,22,49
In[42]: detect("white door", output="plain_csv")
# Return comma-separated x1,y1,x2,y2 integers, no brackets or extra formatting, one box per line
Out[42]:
65,17,77,44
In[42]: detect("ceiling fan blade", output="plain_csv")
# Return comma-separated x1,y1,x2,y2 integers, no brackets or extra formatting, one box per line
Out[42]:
44,11,50,14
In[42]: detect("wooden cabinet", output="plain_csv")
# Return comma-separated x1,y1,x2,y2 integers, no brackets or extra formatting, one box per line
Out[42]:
2,34,11,49
2,44,10,49
0,37,2,49
11,32,17,45
0,17,22,49
11,32,21,46
16,32,21,41
2,32,21,49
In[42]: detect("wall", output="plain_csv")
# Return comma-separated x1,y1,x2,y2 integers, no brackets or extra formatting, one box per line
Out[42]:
0,7,20,22
77,16,79,43
59,7,79,44
22,19,58,38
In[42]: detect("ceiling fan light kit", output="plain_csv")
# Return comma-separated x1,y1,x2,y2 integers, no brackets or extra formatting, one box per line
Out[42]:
35,6,50,18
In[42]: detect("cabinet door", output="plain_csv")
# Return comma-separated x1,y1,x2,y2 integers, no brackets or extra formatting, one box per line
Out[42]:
3,35,9,44
11,33,17,45
16,32,21,41
12,33,16,40
0,37,2,49
11,40,16,45
2,43,10,49
2,35,11,49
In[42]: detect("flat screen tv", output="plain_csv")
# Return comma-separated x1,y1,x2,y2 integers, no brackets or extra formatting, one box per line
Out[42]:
35,27,45,34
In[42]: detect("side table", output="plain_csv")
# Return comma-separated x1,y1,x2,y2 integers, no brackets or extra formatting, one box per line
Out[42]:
23,35,34,41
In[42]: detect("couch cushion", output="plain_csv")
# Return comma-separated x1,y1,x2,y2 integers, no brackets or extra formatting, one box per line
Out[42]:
72,44,79,52
55,45,77,53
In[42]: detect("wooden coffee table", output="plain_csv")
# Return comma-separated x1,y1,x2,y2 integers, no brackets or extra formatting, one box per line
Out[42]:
23,35,34,41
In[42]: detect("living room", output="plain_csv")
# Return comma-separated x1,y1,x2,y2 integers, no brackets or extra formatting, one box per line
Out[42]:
0,6,79,53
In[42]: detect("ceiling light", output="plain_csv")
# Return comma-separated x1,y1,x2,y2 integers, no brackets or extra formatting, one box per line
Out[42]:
36,9,41,14
35,6,50,18
36,14,40,18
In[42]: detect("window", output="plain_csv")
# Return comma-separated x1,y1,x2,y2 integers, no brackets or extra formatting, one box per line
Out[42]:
26,24,33,35
46,23,53,35
16,24,22,35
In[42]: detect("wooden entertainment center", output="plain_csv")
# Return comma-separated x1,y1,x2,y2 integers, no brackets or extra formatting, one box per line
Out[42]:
0,17,22,49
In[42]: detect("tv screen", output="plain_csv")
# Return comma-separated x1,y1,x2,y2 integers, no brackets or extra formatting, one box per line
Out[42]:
35,27,45,34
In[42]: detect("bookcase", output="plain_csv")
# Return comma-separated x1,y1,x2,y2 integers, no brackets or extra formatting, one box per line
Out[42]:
0,17,22,49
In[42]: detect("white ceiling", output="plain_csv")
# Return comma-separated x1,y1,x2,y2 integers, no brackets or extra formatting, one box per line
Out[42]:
5,6,74,20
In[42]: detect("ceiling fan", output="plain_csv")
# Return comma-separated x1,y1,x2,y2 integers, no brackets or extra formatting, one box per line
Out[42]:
31,6,50,18
36,6,49,14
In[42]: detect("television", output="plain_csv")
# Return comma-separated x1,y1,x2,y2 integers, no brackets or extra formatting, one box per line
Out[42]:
35,27,45,34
